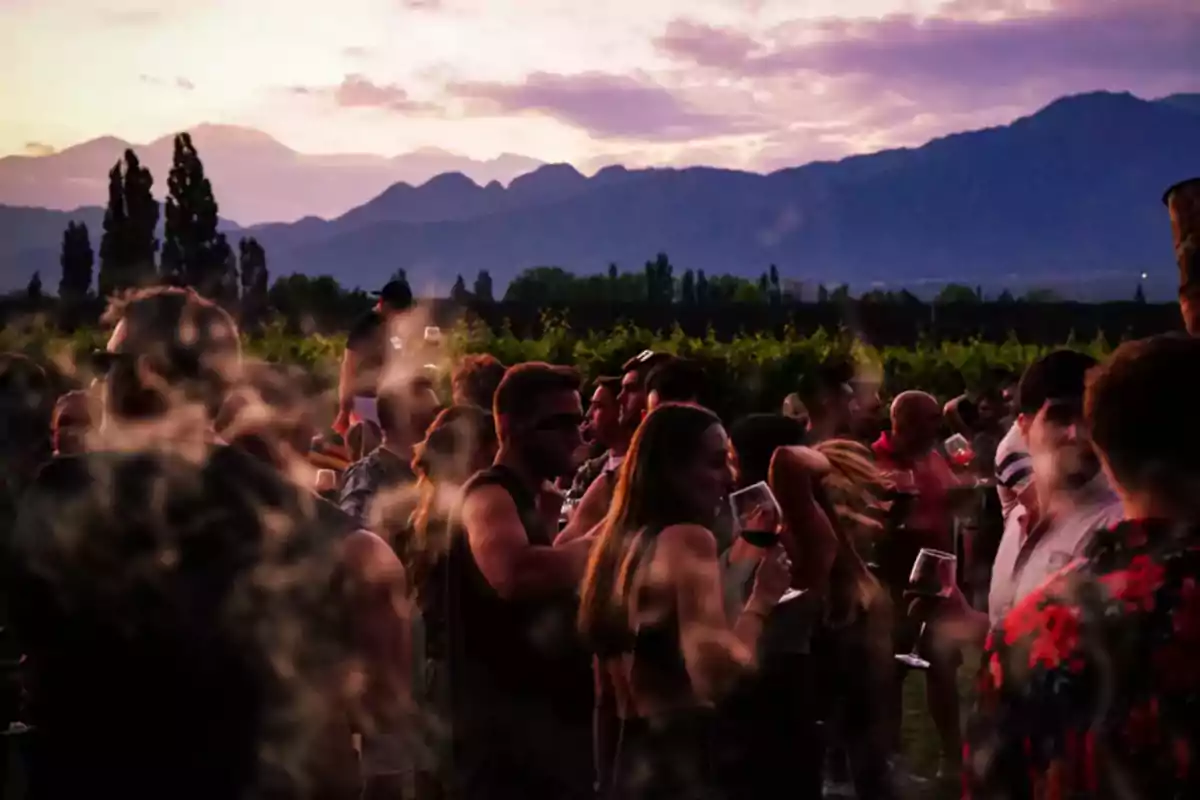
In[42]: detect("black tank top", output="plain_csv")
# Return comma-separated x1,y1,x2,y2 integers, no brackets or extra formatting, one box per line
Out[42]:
446,465,592,721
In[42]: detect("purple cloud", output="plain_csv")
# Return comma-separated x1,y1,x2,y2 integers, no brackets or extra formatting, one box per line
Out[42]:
659,0,1199,103
290,74,434,113
654,19,758,70
451,72,759,141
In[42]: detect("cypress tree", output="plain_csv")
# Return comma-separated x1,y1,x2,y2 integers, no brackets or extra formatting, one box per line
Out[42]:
59,221,94,304
162,133,231,297
98,151,159,297
238,237,269,322
473,269,494,303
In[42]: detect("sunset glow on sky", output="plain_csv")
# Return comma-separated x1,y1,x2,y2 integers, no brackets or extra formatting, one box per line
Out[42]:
1,0,1196,171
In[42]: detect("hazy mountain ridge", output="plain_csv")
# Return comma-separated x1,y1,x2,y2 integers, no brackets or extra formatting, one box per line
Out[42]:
253,91,1200,298
2,91,1198,299
0,125,543,224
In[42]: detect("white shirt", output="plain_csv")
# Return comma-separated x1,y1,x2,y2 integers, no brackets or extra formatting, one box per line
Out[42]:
987,473,1123,626
994,423,1033,521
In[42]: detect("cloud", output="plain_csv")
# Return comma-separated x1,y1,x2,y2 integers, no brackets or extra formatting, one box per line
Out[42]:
22,142,56,156
175,77,195,91
342,45,370,59
288,74,436,114
399,0,441,8
653,19,758,70
450,71,760,142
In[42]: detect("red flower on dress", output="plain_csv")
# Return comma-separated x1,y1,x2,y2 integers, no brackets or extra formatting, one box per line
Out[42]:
1099,555,1165,612
1028,603,1082,670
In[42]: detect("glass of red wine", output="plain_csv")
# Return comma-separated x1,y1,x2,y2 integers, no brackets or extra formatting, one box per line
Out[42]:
730,481,782,548
895,548,958,670
944,433,975,469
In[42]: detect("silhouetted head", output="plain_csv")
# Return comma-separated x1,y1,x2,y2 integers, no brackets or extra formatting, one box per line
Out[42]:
494,362,583,480
730,413,807,489
100,286,241,423
617,351,675,432
1018,350,1100,493
645,357,707,412
1086,334,1200,519
451,353,507,409
414,404,497,486
889,391,941,454
377,374,441,446
586,376,622,450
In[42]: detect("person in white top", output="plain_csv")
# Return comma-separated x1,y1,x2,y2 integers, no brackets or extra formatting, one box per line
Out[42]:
931,350,1121,634
994,422,1033,522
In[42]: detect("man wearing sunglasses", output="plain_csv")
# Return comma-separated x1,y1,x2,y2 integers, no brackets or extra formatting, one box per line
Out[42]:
449,361,596,800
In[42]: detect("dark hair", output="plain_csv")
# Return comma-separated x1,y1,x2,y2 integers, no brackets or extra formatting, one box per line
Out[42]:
413,404,496,484
493,362,580,422
646,358,706,405
1086,334,1200,505
377,375,440,441
1017,349,1098,415
593,376,621,396
578,403,723,652
798,358,854,407
451,354,507,409
730,414,807,487
101,286,241,420
620,351,675,376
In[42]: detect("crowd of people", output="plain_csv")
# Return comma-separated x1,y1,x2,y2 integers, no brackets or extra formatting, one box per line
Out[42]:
2,280,1200,800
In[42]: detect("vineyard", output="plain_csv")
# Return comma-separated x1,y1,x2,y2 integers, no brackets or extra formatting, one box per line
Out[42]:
2,310,1113,419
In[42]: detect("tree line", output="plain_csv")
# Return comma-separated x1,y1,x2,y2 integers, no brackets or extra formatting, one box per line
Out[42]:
51,134,271,324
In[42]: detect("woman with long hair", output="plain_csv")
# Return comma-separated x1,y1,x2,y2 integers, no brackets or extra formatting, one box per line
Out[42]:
578,403,791,800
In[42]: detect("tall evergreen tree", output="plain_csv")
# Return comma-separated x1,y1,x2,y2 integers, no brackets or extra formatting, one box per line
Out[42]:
473,270,494,303
161,133,231,297
695,270,709,305
98,150,159,297
59,221,94,304
768,264,781,304
26,272,43,303
238,237,269,322
817,285,830,303
1134,283,1147,303
450,274,471,303
644,252,674,304
680,269,696,305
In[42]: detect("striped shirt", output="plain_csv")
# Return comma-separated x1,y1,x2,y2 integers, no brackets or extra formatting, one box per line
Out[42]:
994,423,1033,521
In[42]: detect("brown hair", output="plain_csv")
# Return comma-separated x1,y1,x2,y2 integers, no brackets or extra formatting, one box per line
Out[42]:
578,403,722,653
102,286,241,420
451,354,507,409
492,362,580,426
407,404,497,597
1086,334,1200,510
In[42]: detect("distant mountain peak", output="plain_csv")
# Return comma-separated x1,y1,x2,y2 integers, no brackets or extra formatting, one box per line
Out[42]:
420,171,478,190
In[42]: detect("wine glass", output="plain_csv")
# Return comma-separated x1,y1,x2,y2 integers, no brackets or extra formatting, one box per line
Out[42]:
944,433,975,469
729,481,782,549
558,495,580,531
895,548,958,670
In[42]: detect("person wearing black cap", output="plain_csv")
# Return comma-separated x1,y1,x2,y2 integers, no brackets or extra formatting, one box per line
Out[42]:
335,279,415,436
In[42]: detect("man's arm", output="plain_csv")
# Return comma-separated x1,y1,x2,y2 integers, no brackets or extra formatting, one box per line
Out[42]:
464,484,592,599
555,469,613,545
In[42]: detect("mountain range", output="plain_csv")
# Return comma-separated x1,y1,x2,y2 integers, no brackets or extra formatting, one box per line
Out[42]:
0,125,542,224
2,90,1198,299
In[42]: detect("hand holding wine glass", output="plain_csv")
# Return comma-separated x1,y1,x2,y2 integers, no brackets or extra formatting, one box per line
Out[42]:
749,545,792,609
730,481,782,549
895,548,958,670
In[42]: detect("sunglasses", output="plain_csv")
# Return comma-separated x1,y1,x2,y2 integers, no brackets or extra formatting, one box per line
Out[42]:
532,413,585,433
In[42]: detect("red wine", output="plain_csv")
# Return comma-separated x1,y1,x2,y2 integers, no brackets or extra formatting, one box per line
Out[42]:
739,529,779,548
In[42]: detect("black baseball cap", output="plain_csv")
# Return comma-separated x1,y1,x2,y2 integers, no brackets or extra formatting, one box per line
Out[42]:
372,280,413,309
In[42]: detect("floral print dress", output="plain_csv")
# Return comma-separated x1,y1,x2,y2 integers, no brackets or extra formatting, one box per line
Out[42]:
965,519,1200,799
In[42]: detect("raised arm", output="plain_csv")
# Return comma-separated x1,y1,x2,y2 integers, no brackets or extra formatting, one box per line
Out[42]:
463,484,592,600
656,524,788,702
769,445,839,594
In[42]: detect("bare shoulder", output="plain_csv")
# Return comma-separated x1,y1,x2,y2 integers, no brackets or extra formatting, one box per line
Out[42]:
656,523,718,560
343,528,406,584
